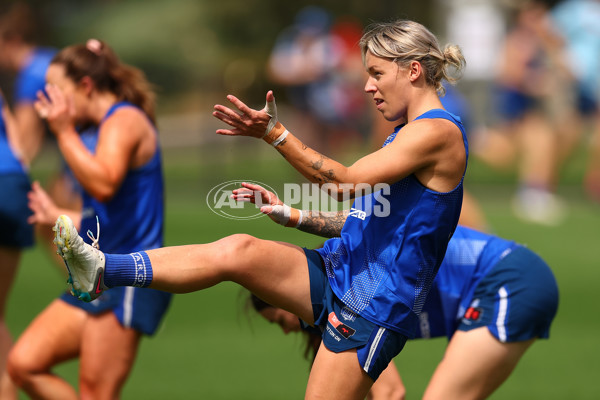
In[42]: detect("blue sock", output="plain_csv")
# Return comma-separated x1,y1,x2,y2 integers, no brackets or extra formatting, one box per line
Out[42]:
104,252,153,288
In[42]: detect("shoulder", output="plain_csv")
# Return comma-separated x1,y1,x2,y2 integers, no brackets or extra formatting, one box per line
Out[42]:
100,106,155,141
402,116,461,146
106,105,152,127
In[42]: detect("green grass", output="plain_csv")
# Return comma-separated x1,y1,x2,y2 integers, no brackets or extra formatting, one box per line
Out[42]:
8,141,600,399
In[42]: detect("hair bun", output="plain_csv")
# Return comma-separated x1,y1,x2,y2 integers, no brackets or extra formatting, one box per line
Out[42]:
86,38,102,55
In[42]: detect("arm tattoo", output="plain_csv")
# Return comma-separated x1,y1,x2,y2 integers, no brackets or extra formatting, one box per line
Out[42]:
309,155,336,183
298,209,349,238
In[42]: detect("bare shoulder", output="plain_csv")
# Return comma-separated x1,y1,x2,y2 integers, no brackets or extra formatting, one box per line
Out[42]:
401,117,462,147
101,106,154,139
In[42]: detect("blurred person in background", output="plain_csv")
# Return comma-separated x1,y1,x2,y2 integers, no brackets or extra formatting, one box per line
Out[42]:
551,0,600,202
267,6,370,155
0,94,33,400
0,2,85,261
473,0,573,225
7,39,172,400
0,2,55,168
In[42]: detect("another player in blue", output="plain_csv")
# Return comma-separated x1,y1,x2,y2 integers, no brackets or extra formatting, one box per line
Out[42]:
53,20,467,399
249,226,559,400
415,225,559,399
7,39,172,400
0,2,56,166
0,94,33,399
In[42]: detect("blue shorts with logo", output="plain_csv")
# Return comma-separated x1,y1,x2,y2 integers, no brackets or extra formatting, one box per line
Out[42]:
302,248,407,381
60,286,172,336
458,246,559,342
0,173,34,248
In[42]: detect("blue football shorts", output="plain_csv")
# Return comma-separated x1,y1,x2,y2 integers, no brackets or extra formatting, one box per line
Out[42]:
0,173,34,248
458,246,559,342
302,248,407,381
60,286,172,336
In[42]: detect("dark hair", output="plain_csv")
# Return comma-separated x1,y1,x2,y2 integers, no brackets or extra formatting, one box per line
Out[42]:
247,293,320,363
51,39,156,123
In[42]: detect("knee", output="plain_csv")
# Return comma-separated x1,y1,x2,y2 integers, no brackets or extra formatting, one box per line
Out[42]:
79,375,111,400
79,365,127,400
369,382,406,400
215,234,260,278
6,345,38,388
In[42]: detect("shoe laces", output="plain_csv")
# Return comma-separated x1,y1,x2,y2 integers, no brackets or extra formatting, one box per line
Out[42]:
86,215,101,250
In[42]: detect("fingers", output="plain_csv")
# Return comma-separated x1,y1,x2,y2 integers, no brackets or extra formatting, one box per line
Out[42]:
45,84,64,108
260,205,274,215
266,90,275,102
35,90,51,118
226,94,254,115
241,182,265,192
213,104,242,121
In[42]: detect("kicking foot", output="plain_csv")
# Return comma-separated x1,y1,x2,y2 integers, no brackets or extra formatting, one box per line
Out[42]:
53,215,107,302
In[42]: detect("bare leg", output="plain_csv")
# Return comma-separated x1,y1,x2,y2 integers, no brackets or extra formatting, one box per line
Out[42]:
368,361,405,400
422,327,535,400
458,190,489,232
146,235,382,398
146,234,315,323
518,113,558,189
0,247,21,400
7,300,84,400
306,342,373,400
584,112,600,201
79,312,141,400
471,125,517,170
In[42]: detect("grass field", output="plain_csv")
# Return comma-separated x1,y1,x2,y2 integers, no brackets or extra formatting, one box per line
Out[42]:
8,136,600,399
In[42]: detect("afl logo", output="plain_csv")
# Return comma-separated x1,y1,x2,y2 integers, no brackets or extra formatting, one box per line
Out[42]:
206,180,279,221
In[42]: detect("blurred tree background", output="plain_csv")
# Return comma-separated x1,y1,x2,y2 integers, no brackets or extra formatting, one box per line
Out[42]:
0,0,436,113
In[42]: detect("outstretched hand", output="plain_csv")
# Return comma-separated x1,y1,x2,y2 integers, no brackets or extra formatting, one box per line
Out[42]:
213,91,277,138
232,182,301,227
27,181,60,226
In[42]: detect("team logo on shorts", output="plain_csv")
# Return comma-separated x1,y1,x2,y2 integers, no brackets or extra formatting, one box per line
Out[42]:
328,312,356,339
340,306,357,322
462,306,483,324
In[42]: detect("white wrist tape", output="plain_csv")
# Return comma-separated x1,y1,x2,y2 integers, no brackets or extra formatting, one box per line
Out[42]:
270,204,302,227
271,129,289,147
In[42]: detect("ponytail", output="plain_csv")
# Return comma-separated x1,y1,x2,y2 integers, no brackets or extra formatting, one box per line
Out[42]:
52,39,156,123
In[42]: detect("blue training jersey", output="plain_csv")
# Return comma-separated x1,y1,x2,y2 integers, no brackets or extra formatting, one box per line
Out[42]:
416,225,519,339
316,109,468,337
80,102,165,253
0,97,26,175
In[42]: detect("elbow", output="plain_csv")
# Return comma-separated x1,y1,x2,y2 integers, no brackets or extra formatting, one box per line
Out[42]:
89,183,118,203
323,183,377,202
93,191,115,204
318,182,354,202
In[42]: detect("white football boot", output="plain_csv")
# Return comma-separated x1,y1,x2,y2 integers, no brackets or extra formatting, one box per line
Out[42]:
53,214,107,302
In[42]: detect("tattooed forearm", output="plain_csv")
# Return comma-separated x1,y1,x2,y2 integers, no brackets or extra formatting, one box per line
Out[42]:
308,155,336,183
310,155,327,171
298,209,349,238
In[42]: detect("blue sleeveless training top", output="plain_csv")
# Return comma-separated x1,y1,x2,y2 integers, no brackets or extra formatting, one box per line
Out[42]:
316,109,468,337
80,102,164,253
0,97,26,175
416,225,519,339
